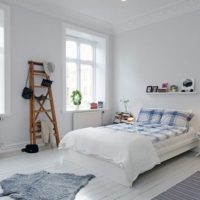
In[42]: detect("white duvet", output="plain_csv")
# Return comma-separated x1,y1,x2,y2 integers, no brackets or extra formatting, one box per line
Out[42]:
59,127,160,184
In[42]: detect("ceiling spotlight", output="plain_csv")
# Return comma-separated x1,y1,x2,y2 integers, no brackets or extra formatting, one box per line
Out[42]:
121,0,127,2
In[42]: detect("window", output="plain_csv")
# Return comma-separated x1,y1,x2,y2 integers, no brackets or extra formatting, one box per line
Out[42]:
66,37,96,110
63,26,107,112
0,4,10,116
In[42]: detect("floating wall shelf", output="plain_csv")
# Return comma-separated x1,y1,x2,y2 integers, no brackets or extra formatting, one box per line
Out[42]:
147,92,197,95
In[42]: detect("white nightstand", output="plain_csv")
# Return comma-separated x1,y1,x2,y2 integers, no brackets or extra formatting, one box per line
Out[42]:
195,132,200,157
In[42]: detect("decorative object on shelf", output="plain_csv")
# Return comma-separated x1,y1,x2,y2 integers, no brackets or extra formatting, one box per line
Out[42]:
152,86,158,92
113,112,134,124
146,86,153,93
157,83,168,92
162,83,169,89
160,82,169,92
120,97,130,113
90,102,98,109
181,78,194,92
170,85,179,92
98,101,104,109
71,90,82,110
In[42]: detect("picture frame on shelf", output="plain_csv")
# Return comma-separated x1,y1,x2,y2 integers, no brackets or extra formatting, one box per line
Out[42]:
146,86,153,93
98,101,104,108
152,86,158,93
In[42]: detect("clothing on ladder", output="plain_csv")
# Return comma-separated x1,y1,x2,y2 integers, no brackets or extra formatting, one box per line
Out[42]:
41,120,57,148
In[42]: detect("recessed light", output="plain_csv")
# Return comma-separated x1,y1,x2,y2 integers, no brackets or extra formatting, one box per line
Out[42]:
121,0,127,2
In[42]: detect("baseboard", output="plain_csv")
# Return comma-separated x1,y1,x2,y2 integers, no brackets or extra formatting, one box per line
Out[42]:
0,141,45,154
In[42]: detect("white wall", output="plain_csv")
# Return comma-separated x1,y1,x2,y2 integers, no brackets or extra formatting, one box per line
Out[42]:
0,2,113,150
113,10,200,129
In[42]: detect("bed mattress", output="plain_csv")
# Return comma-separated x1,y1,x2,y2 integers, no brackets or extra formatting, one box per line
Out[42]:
104,124,197,157
154,129,195,149
154,129,197,156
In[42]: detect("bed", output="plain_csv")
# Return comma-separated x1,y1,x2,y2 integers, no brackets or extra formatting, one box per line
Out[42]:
59,108,199,187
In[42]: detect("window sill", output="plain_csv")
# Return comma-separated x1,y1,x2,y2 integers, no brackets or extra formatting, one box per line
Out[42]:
0,113,12,120
63,108,106,114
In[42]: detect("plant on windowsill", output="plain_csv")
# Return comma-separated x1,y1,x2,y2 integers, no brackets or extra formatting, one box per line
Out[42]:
71,90,82,110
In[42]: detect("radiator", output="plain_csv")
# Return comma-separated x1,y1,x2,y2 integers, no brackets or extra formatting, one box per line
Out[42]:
0,116,5,121
73,110,103,130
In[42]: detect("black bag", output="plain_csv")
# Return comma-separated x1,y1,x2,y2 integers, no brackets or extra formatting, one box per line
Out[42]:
22,87,33,99
41,79,53,87
21,144,39,153
22,70,33,99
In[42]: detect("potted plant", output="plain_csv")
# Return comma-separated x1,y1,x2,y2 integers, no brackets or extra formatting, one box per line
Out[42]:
71,90,82,110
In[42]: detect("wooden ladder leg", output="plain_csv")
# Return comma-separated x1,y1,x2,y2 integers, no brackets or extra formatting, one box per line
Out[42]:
29,63,36,144
48,87,60,146
29,64,33,144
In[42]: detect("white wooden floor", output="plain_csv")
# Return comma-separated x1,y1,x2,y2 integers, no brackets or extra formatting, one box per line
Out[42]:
0,149,200,200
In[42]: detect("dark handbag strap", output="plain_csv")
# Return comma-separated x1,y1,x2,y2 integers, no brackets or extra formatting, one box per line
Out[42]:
25,70,30,87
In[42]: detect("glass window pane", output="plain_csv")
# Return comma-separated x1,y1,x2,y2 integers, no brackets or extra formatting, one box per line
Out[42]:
0,10,5,114
0,26,4,48
80,64,93,106
80,43,93,61
66,40,77,59
66,62,77,107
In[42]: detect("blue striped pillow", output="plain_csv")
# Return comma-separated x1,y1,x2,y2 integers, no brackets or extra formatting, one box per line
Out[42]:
160,110,193,127
137,108,164,124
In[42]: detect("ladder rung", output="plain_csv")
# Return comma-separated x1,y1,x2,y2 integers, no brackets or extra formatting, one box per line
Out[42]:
33,70,45,73
34,85,47,88
34,110,51,113
28,61,44,66
31,130,41,133
33,70,46,75
33,73,46,77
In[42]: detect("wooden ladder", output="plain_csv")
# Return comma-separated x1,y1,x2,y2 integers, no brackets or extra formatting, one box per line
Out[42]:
28,61,60,146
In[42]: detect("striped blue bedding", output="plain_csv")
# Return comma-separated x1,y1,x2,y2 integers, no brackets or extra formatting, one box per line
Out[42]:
105,123,188,143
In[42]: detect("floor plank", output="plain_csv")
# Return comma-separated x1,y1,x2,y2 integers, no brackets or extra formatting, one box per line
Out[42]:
0,149,199,200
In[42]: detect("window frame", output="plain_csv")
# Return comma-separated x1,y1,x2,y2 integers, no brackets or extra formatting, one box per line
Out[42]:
0,3,10,117
65,36,96,111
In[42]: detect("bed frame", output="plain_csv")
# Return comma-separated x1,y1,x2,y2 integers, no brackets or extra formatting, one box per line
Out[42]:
60,137,198,187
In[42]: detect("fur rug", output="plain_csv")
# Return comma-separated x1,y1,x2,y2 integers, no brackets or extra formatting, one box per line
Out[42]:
0,171,95,200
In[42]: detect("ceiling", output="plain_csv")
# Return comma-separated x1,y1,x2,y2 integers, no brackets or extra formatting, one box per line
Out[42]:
5,0,200,34
19,0,181,24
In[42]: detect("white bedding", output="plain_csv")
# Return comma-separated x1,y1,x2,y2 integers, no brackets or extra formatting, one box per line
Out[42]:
59,127,160,184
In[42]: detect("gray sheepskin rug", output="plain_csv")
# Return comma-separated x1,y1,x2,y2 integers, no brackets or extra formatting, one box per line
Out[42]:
0,171,95,200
